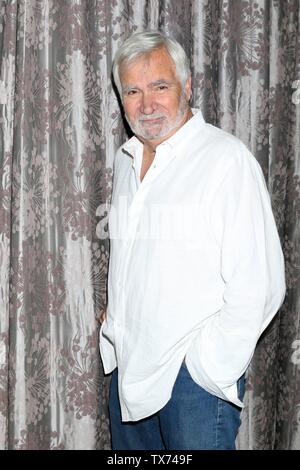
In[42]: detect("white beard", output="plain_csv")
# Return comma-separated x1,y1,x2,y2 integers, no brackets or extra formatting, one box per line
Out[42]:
126,92,190,141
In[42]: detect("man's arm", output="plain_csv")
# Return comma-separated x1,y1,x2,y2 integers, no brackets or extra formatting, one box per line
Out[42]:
185,142,286,406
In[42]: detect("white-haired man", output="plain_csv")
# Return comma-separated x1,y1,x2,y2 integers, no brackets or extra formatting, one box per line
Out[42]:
99,31,285,450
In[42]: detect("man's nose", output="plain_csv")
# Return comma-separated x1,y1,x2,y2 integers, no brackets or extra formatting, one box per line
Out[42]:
140,92,156,114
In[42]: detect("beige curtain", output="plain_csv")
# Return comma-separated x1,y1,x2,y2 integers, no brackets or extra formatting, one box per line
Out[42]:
0,0,299,449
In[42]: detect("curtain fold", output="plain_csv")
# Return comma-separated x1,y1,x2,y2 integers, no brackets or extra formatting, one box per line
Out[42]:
0,0,299,449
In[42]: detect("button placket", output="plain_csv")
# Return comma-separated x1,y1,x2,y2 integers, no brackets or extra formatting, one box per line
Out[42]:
114,143,174,361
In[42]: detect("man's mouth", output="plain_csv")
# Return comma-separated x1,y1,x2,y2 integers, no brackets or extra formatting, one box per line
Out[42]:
139,116,165,125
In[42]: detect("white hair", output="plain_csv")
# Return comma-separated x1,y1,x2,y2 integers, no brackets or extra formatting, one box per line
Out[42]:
112,31,191,97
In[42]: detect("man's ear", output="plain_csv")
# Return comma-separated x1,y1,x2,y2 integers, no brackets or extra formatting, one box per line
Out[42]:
185,76,192,101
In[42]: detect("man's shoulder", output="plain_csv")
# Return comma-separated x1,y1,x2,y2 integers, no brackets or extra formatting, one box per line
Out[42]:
202,122,244,151
200,122,258,169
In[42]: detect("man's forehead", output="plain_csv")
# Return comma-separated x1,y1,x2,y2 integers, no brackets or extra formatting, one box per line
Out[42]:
120,47,176,76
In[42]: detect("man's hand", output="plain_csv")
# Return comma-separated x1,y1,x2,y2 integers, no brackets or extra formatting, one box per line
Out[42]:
96,309,107,325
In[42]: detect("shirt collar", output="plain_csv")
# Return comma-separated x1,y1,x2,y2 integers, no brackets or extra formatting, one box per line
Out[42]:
121,108,205,159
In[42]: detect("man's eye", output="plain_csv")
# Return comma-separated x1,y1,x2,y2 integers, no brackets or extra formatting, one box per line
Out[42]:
156,85,168,91
127,90,138,96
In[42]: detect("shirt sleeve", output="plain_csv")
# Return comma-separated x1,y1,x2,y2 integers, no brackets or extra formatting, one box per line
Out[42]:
185,141,286,407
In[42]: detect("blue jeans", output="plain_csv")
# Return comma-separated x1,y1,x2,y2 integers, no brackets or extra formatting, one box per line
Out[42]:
109,363,245,450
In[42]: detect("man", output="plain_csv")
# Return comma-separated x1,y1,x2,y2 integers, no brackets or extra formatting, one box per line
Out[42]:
99,31,286,450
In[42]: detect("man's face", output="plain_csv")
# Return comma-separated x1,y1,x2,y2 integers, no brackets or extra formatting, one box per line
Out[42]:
119,47,191,144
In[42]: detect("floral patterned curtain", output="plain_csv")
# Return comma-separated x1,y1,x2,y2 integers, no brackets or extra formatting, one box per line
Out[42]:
0,0,299,449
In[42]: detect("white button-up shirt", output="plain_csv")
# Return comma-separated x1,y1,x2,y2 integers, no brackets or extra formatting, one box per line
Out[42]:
99,109,286,422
